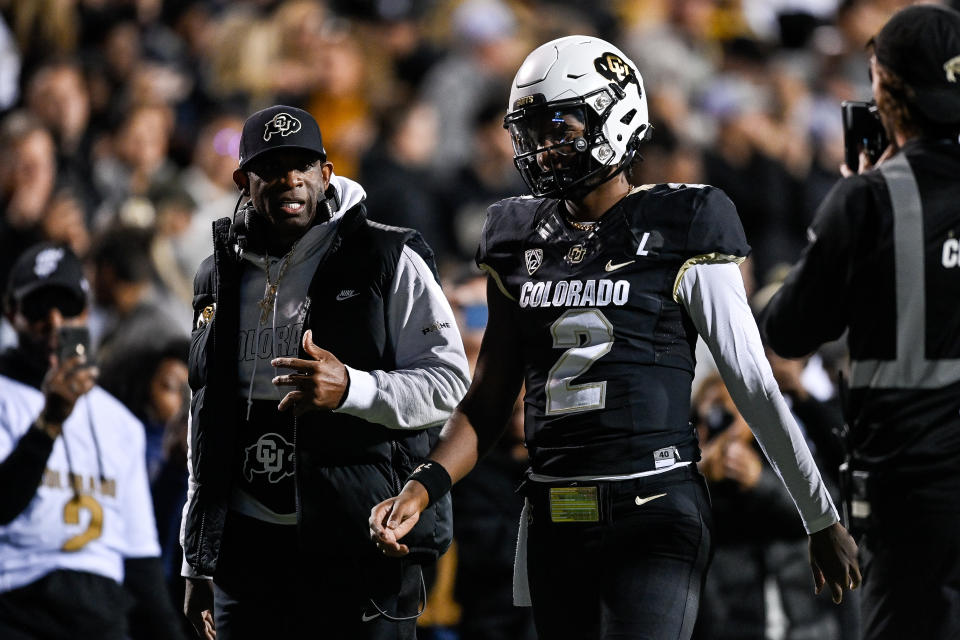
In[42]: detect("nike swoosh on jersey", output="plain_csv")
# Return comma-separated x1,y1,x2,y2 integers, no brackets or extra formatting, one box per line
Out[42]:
634,493,667,507
604,259,635,272
361,611,381,622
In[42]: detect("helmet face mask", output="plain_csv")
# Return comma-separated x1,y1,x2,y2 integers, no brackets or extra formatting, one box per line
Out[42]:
504,36,650,200
506,94,616,198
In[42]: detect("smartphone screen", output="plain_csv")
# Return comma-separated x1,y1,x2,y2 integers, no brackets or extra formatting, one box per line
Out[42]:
841,101,888,171
57,326,92,365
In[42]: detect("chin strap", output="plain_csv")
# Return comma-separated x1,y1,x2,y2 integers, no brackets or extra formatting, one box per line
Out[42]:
559,146,639,202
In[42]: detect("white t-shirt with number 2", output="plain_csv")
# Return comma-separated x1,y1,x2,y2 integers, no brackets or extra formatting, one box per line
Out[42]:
0,376,160,592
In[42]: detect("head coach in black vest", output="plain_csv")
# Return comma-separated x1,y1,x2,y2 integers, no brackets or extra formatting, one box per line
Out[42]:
180,105,470,640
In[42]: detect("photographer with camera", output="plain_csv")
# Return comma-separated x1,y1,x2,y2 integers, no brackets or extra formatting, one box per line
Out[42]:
0,244,184,639
764,5,960,639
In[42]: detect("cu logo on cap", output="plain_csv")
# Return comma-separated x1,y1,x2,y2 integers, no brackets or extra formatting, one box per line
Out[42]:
263,113,303,141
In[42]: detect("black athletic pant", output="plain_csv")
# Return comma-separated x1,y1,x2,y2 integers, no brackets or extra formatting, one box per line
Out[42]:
860,509,960,640
212,511,423,640
526,465,713,640
0,570,130,640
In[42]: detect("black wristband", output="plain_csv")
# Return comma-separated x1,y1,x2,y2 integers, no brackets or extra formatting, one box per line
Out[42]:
405,461,452,507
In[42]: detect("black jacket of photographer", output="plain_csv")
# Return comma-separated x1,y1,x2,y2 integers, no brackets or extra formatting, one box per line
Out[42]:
181,198,462,578
764,138,960,508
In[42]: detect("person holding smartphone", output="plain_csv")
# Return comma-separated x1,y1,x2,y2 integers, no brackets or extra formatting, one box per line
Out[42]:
0,243,185,640
764,6,960,639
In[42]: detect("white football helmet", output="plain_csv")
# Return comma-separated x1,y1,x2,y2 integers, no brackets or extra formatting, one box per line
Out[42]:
504,35,651,199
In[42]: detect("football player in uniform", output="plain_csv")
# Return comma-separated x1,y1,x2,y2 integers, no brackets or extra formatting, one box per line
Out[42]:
371,36,860,639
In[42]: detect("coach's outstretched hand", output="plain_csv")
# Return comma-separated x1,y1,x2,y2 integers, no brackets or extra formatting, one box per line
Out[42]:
369,481,430,557
808,521,861,603
271,329,349,415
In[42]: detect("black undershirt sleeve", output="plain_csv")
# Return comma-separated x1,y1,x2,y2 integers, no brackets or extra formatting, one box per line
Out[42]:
0,426,55,524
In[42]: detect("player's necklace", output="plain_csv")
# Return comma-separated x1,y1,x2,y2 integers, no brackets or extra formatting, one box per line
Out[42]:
257,242,298,325
565,215,598,232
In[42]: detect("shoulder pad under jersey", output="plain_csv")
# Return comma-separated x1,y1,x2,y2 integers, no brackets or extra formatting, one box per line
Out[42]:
624,183,750,260
475,195,547,270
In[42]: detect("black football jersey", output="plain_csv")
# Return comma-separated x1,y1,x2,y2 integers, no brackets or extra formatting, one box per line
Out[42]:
477,184,750,476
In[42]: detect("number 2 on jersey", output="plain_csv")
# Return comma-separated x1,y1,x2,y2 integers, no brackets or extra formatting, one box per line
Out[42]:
62,494,104,552
545,309,614,415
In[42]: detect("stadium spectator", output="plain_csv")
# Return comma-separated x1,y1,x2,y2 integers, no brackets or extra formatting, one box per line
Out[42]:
360,101,447,261
0,243,185,640
693,374,841,640
175,113,246,282
419,0,526,176
25,59,99,218
437,94,528,262
89,226,188,400
0,112,57,289
92,104,179,228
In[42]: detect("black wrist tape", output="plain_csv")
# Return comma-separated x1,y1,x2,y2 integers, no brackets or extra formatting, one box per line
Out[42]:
405,461,452,507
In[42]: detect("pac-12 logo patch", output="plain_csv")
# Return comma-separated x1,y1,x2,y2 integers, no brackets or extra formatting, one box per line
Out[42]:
243,433,295,483
594,53,640,91
525,248,543,275
263,112,302,141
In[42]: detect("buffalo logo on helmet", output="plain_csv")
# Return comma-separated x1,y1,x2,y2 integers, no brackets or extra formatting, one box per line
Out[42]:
594,53,640,90
945,55,960,82
263,112,302,141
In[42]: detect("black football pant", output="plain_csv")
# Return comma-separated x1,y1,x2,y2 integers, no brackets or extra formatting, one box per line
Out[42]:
0,570,130,640
212,511,423,640
860,508,960,640
526,465,713,640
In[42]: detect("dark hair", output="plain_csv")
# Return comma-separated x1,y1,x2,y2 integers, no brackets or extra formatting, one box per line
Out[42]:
90,226,156,283
101,337,190,423
875,61,960,140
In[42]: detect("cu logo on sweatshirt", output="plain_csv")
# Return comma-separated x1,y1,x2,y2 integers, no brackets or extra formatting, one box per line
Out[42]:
243,433,294,483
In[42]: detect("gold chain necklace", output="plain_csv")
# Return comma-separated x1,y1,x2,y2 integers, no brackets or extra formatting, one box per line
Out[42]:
566,215,598,232
257,242,298,325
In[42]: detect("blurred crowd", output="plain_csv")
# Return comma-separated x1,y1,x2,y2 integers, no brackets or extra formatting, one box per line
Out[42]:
1,0,951,638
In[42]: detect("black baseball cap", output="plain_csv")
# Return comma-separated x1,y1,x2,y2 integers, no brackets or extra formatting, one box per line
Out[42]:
237,105,327,170
873,4,960,124
5,244,88,316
